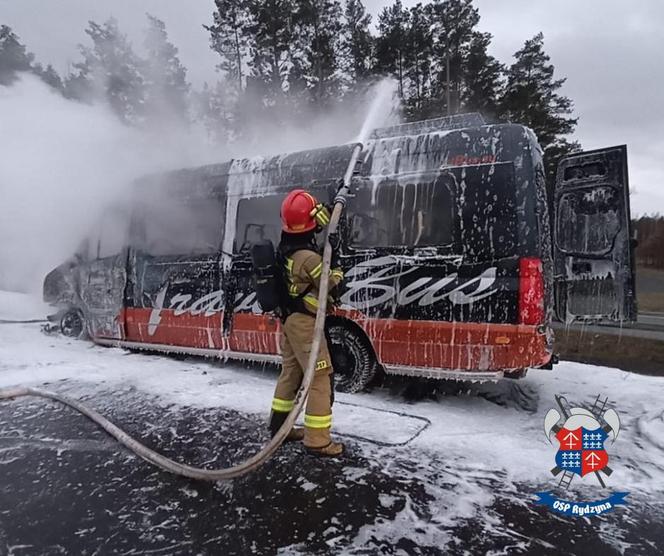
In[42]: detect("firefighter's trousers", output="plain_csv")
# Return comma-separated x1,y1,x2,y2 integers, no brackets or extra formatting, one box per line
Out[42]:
271,312,334,448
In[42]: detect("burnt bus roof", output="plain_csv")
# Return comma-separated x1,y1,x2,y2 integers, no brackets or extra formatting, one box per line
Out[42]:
368,112,487,139
363,122,540,182
134,144,361,201
134,116,541,202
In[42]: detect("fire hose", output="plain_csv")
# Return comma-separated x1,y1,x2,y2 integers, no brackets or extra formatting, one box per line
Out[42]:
0,143,363,481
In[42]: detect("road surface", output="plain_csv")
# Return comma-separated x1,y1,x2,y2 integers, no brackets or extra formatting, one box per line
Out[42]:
553,312,664,342
1,320,663,554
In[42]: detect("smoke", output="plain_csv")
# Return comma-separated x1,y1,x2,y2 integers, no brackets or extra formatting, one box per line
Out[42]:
0,74,399,294
216,79,401,159
0,74,212,293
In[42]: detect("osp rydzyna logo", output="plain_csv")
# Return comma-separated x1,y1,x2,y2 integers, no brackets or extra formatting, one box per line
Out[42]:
535,394,629,516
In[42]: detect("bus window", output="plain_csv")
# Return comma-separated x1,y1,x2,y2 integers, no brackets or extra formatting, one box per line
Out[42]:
234,185,334,253
97,208,130,259
348,176,455,249
138,195,225,256
556,186,620,256
456,162,518,261
235,195,283,253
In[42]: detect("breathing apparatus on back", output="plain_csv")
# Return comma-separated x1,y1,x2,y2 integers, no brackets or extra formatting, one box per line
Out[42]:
250,189,333,318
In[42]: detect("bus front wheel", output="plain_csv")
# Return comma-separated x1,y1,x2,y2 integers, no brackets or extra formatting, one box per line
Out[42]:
326,320,378,393
60,308,85,338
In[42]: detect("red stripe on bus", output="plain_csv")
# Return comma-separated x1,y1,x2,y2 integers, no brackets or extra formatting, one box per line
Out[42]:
118,308,551,372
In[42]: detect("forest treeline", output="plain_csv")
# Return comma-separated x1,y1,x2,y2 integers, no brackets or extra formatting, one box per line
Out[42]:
634,217,664,269
0,0,580,182
2,2,660,264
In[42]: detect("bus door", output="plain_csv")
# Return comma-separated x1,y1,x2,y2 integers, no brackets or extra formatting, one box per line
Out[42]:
126,194,226,347
553,145,636,323
78,207,130,339
222,193,283,354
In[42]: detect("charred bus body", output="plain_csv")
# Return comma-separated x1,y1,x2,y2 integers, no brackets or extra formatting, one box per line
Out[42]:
43,114,636,390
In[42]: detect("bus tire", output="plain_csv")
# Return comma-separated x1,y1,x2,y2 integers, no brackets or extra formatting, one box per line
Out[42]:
60,308,85,338
326,319,378,393
504,368,528,380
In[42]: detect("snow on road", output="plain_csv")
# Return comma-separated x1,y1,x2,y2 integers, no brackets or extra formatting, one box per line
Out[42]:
1,291,663,554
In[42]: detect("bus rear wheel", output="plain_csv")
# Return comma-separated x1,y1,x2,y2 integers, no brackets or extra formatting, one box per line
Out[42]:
326,321,378,393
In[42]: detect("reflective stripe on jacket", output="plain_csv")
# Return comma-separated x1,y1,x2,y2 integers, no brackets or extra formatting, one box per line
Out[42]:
284,249,344,315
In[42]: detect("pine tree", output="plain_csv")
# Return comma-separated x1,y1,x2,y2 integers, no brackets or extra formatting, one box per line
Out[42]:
71,18,146,124
375,1,409,98
292,0,343,107
0,26,68,93
63,68,94,102
501,33,578,182
206,0,250,94
143,14,190,127
0,25,34,85
33,63,64,92
429,0,480,115
339,0,373,86
192,80,237,144
245,0,296,106
461,31,504,120
403,3,434,120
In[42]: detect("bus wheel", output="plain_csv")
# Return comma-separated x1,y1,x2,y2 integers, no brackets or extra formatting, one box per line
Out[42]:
60,308,85,338
326,321,378,393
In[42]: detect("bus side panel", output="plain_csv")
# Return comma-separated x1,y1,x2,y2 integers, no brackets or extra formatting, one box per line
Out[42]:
78,251,128,340
227,313,281,355
351,316,550,371
124,309,226,349
124,251,224,348
122,251,281,355
336,256,550,371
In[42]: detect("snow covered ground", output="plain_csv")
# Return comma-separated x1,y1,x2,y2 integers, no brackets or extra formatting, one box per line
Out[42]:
0,291,663,554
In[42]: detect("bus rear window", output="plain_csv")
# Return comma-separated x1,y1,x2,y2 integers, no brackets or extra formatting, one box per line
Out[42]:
556,186,620,255
349,176,455,249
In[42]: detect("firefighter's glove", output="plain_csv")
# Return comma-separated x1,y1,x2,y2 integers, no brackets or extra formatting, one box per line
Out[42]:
310,203,331,228
328,232,341,268
328,232,341,252
333,178,348,207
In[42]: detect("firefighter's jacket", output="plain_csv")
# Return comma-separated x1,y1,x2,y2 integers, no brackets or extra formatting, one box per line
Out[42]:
284,249,344,315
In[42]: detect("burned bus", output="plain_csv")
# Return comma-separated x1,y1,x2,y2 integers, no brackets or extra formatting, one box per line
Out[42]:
43,114,636,391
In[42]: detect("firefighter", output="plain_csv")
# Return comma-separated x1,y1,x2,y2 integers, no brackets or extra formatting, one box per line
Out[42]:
268,189,345,457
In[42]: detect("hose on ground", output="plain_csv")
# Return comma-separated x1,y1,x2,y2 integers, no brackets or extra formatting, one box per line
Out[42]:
0,319,48,324
0,144,363,481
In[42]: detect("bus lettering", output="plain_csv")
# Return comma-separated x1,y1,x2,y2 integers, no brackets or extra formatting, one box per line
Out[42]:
340,259,498,309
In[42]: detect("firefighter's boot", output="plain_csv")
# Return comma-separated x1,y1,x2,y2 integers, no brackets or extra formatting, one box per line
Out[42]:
269,411,304,443
287,427,305,442
306,441,344,457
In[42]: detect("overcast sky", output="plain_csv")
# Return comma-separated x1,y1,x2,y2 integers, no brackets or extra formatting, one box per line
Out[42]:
1,0,663,214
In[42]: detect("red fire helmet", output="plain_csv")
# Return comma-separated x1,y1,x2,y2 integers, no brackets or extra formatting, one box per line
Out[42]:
281,189,319,233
